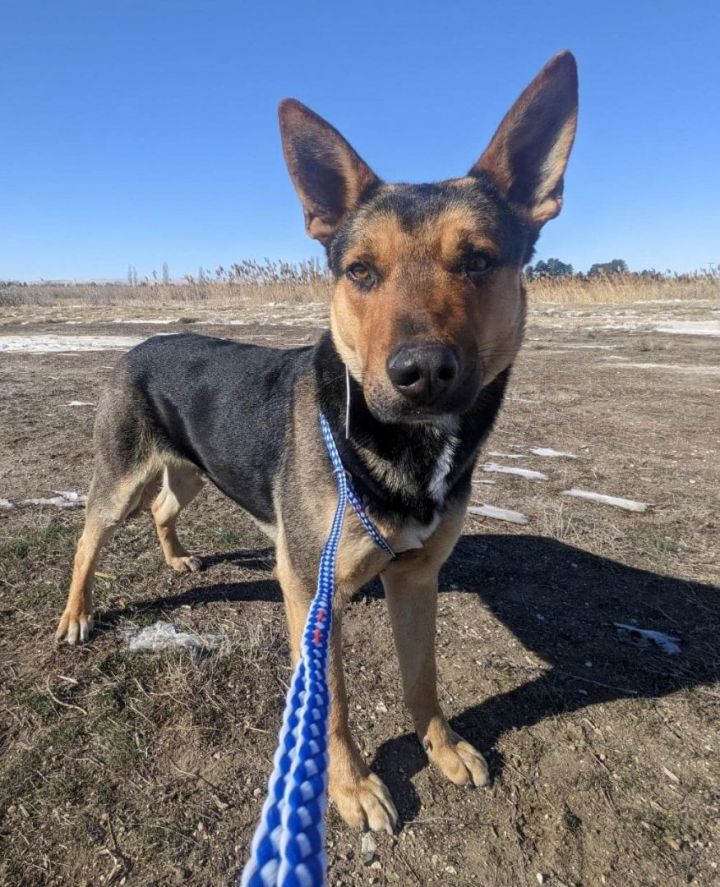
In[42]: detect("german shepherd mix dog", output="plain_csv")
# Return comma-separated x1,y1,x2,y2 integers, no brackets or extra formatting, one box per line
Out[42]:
57,53,577,833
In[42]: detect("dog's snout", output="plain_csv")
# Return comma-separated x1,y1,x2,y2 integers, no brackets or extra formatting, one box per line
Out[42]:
387,343,459,403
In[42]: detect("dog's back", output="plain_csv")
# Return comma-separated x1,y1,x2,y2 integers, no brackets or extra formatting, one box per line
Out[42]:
114,332,312,524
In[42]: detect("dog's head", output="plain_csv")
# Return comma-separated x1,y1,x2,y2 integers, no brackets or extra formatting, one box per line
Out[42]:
279,52,578,424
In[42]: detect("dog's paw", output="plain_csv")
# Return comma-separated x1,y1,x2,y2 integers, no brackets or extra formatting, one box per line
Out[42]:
55,611,93,645
426,733,489,788
330,772,398,834
168,555,202,573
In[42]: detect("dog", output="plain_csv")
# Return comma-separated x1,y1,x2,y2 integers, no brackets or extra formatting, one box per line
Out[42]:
57,51,578,833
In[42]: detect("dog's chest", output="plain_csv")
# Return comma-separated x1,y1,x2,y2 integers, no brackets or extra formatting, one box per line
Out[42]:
355,422,460,522
390,510,442,553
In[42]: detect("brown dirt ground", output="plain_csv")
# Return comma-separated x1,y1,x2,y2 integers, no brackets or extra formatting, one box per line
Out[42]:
1,299,719,886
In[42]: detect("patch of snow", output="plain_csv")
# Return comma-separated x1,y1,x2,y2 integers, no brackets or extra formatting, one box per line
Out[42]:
127,621,224,652
481,462,549,480
654,321,720,337
112,318,177,325
0,334,142,354
533,349,570,354
614,623,681,655
601,361,720,376
561,344,617,350
562,488,648,512
487,451,527,459
637,298,713,305
468,504,529,525
67,400,94,407
0,498,13,509
22,490,87,508
529,447,581,458
581,322,647,332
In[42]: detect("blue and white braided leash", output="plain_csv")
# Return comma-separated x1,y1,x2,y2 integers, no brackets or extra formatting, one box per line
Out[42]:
240,412,394,887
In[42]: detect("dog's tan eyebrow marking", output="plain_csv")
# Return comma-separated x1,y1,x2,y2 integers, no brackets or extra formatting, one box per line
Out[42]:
340,203,503,279
431,207,501,265
342,211,414,270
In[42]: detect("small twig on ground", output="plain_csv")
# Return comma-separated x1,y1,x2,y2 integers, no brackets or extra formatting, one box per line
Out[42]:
558,671,639,696
169,756,231,801
44,677,87,715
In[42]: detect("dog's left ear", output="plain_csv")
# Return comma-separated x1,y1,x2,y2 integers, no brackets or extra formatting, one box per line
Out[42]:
470,51,578,226
279,99,380,245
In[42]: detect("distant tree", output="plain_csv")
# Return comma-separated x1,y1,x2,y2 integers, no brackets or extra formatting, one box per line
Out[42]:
588,259,628,276
528,257,574,279
162,262,170,284
127,264,134,286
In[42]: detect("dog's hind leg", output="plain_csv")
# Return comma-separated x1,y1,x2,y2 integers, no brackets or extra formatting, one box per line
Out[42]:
150,462,205,573
56,467,152,645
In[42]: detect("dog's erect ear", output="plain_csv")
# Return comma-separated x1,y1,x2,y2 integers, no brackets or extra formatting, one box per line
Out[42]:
470,51,578,226
278,99,380,245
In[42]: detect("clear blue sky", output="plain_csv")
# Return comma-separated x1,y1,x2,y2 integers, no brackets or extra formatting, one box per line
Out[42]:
2,1,719,281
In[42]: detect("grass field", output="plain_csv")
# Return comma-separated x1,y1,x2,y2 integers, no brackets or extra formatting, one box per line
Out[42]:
0,277,719,886
2,263,719,311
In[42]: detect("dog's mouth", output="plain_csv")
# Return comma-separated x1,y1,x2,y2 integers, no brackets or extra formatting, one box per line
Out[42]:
363,373,483,426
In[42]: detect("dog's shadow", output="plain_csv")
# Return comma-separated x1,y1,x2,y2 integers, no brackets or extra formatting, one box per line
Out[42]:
100,533,720,827
100,548,280,622
371,533,720,822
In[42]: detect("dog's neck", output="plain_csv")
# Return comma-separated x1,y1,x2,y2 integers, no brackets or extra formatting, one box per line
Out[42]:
312,332,510,526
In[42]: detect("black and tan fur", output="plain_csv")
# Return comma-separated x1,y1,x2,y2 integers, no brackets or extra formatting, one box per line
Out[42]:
57,52,578,833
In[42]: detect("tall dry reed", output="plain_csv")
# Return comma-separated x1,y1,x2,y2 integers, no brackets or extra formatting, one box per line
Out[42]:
2,263,718,308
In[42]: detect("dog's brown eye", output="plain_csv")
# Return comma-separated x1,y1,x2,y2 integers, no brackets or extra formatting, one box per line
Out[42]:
463,253,493,282
346,262,375,288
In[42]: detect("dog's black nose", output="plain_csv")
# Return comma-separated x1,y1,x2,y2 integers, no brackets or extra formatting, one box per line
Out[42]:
387,343,459,403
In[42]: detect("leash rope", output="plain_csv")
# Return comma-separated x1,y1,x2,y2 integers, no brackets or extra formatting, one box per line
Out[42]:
240,413,394,887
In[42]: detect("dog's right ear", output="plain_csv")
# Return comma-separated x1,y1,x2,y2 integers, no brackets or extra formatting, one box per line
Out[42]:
279,99,380,245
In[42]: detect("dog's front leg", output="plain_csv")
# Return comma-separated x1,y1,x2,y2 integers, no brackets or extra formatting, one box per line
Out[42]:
382,560,490,789
277,541,398,834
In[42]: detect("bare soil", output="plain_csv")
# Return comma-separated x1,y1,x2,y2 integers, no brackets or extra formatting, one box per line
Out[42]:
1,298,718,886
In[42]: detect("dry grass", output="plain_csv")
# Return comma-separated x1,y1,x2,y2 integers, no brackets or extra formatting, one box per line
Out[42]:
3,264,718,309
1,295,719,885
528,269,720,304
0,259,333,309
